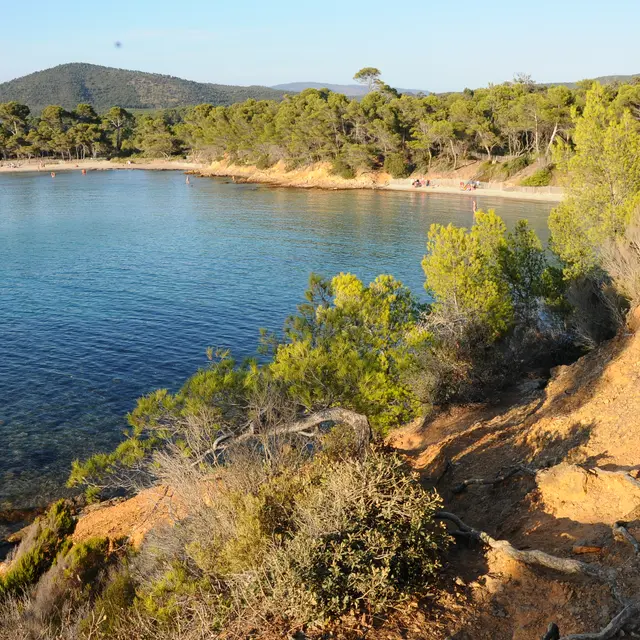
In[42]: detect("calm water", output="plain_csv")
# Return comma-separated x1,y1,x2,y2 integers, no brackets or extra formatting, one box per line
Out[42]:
0,170,553,508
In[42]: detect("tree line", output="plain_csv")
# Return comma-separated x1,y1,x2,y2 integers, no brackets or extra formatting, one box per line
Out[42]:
3,69,640,178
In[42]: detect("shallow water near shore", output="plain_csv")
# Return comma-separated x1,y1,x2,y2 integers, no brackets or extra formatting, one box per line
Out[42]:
0,170,554,509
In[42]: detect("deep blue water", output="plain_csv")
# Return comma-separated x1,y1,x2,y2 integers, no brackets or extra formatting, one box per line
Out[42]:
0,170,554,508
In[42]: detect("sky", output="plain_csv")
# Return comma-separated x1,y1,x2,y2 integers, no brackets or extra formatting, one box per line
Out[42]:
1,0,639,92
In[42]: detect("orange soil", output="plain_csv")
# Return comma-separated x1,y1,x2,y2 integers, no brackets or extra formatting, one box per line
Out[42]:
388,311,640,638
72,485,185,548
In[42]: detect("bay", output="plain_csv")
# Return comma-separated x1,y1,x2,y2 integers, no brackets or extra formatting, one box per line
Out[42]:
0,170,554,507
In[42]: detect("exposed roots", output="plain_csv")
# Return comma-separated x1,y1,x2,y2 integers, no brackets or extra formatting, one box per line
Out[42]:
435,511,620,597
435,512,640,638
613,521,640,555
557,602,640,639
451,464,536,494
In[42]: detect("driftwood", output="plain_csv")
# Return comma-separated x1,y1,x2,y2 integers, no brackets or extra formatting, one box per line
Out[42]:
451,465,536,494
613,521,640,555
192,408,371,467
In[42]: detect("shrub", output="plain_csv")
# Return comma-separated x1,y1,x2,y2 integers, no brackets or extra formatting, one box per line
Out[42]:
286,451,449,620
0,501,75,600
422,210,514,339
330,156,356,180
383,152,411,178
502,155,531,177
419,211,561,403
600,219,640,307
126,446,449,634
255,154,274,170
520,167,553,187
29,537,111,624
475,156,532,182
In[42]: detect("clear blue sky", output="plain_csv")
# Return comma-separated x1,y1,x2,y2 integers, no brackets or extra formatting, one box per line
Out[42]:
2,0,639,91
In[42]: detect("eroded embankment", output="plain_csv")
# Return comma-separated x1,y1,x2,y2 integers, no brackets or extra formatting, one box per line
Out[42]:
388,311,640,639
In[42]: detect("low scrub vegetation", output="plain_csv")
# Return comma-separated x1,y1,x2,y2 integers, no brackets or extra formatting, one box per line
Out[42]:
0,501,75,600
520,166,553,186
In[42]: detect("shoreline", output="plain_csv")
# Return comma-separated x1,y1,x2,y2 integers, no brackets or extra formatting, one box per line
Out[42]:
0,158,203,174
199,160,564,203
0,158,563,203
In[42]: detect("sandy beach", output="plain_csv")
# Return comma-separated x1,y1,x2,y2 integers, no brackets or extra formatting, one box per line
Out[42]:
0,158,563,202
384,181,563,202
0,158,203,174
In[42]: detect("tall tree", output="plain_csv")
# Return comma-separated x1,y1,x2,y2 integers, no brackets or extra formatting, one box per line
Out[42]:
102,106,134,152
353,67,382,93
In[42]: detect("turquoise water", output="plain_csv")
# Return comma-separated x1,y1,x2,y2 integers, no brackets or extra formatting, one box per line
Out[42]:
0,170,554,508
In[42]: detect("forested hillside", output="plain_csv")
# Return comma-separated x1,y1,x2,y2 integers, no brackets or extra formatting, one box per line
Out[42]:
0,63,287,113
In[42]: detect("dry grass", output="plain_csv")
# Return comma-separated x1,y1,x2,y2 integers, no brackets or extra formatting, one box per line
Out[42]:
601,221,640,308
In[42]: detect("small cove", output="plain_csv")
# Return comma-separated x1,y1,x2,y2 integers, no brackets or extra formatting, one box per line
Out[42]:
0,170,554,508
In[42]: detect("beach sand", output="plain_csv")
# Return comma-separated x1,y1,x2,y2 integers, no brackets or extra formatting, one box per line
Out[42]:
0,158,202,174
0,158,563,202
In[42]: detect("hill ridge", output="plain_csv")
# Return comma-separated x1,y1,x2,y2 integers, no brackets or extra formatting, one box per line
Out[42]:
0,62,288,113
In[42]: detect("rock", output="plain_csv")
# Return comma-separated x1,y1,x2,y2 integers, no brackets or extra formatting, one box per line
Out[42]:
536,463,640,524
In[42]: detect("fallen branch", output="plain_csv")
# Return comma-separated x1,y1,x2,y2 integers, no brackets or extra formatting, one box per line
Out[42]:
191,408,371,467
613,521,640,555
435,511,618,586
557,602,640,639
451,465,535,494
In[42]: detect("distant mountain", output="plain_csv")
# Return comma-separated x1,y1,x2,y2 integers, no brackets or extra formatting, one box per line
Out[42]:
544,74,640,89
0,63,289,113
272,82,429,97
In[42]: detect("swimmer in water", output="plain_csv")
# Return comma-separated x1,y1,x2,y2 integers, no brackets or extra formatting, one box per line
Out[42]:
186,176,190,185
51,172,56,178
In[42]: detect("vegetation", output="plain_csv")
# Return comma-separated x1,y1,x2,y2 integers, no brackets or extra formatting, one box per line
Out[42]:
549,83,640,277
0,501,75,599
0,70,621,170
520,166,553,186
0,63,287,114
7,79,640,639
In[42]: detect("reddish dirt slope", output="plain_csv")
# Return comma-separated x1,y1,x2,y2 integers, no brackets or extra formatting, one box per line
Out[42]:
388,315,640,638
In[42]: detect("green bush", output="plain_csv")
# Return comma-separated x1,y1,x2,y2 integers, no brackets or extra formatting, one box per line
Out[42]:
383,152,411,178
330,156,356,179
255,154,275,170
419,211,555,403
520,167,552,187
0,501,75,599
128,447,448,632
475,156,532,182
289,452,449,620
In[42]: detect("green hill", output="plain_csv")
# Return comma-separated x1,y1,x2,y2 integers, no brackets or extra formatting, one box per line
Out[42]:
0,63,289,113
